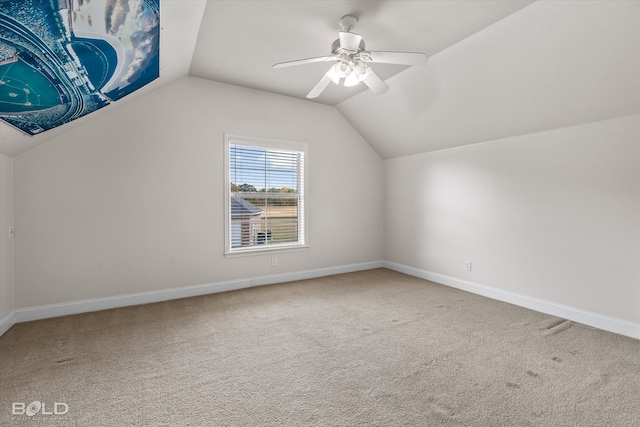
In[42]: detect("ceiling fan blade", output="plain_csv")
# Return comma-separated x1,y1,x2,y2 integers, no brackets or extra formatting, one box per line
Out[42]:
339,31,362,51
366,51,428,66
362,70,389,94
273,55,336,69
306,74,333,99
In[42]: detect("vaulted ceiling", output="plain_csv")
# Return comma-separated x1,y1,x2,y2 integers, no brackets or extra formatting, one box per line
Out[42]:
1,0,638,159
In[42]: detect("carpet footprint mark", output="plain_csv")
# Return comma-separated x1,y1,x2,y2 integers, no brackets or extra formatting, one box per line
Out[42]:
427,397,457,417
543,319,574,335
542,318,567,330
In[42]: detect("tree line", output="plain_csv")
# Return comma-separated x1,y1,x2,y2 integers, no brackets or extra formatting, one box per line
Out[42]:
231,183,298,206
231,183,297,193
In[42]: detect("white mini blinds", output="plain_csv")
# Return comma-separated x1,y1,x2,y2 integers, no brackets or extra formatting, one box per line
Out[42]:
225,136,306,254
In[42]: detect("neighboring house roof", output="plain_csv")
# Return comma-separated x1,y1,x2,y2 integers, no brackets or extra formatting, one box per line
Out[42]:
231,197,263,217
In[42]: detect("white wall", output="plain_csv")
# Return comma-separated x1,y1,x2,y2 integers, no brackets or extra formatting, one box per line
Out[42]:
0,153,14,326
385,114,640,326
13,77,384,309
8,77,639,338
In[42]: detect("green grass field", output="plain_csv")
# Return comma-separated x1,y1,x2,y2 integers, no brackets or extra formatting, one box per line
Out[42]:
0,59,60,113
260,218,298,243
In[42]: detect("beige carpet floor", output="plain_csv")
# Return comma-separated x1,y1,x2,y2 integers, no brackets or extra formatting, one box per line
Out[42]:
1,268,638,426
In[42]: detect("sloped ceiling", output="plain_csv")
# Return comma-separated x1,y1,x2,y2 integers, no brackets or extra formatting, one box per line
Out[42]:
337,0,640,158
0,0,207,157
2,0,639,159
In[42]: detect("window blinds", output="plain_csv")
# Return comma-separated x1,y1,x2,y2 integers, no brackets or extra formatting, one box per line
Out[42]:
229,144,304,249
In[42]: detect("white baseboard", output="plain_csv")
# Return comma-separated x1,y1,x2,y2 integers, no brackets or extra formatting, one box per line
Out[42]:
11,261,385,326
0,311,16,337
4,260,638,341
383,261,640,340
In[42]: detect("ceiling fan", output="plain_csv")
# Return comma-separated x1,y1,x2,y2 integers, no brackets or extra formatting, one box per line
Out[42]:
273,15,428,99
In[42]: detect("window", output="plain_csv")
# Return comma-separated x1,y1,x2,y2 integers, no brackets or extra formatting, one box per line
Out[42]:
224,135,307,255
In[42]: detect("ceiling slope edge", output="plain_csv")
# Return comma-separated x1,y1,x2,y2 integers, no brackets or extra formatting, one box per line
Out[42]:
335,0,640,160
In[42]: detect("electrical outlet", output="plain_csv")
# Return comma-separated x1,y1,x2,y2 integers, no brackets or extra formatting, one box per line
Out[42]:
464,261,472,271
271,256,278,267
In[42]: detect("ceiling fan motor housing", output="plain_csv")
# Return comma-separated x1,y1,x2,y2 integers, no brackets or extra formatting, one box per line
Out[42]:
331,38,365,55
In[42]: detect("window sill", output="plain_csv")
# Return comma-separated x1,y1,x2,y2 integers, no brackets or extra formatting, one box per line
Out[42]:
224,245,310,258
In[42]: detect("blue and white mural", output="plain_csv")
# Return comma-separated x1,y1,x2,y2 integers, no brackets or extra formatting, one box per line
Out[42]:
0,0,160,135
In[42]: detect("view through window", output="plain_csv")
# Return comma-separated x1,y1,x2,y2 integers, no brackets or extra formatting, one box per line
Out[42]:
227,138,305,252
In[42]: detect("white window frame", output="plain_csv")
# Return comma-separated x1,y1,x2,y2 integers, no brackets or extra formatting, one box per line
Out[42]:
224,134,309,257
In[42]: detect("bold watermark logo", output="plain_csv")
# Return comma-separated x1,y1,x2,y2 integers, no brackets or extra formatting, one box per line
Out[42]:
12,401,69,417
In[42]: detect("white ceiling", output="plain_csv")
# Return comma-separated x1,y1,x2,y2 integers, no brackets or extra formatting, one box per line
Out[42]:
189,0,535,106
338,0,640,158
1,0,639,159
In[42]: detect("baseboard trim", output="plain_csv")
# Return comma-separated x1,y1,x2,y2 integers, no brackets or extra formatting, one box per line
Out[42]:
12,261,385,326
383,261,640,340
5,260,638,341
0,311,16,337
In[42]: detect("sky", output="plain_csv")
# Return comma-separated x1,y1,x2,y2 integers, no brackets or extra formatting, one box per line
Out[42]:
230,145,301,192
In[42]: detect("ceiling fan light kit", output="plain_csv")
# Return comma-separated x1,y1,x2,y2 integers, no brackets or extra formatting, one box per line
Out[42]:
273,15,428,99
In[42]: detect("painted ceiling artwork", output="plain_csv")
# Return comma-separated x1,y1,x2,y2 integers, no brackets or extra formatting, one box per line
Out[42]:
0,0,159,135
